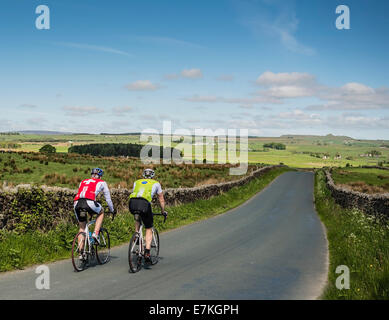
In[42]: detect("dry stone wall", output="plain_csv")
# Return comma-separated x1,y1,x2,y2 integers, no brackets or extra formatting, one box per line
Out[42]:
0,165,282,231
324,170,389,217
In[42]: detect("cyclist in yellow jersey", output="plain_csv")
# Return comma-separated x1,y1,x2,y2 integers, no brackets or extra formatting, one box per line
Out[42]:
129,168,167,264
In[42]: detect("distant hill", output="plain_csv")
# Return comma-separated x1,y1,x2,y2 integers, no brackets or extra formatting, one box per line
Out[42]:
18,130,73,135
100,132,141,136
17,130,143,136
280,134,354,140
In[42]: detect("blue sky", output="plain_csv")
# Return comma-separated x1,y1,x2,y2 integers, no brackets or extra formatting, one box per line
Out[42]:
0,0,388,139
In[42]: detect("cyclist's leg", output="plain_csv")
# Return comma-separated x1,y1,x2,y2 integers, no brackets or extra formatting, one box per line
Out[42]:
86,200,104,236
145,228,153,250
74,200,87,250
135,216,141,233
94,208,104,236
129,199,145,233
142,204,154,251
78,221,87,251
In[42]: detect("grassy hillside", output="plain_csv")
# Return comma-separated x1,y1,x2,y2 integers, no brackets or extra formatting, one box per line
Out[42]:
0,152,258,189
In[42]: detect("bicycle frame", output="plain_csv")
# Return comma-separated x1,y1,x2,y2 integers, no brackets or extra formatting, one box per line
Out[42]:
78,220,96,259
128,212,166,272
133,223,158,257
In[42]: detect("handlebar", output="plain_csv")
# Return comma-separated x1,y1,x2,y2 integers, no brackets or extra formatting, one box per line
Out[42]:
153,212,168,223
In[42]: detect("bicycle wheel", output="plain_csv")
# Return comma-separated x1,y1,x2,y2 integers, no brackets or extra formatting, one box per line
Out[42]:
150,227,160,265
71,232,88,272
96,228,110,265
128,232,142,273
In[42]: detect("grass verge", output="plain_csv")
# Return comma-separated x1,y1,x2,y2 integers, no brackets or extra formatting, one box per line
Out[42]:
315,170,389,299
0,166,290,272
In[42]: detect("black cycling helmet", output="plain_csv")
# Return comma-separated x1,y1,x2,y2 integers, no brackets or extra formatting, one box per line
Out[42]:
91,168,104,177
142,168,155,179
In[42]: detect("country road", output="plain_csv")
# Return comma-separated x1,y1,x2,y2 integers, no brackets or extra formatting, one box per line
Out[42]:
0,171,328,300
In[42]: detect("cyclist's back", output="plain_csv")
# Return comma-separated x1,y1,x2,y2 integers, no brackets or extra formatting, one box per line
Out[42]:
73,168,114,247
128,168,166,264
130,178,162,203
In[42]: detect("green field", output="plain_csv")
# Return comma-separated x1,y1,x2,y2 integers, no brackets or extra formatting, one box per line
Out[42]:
332,167,389,194
1,133,388,169
247,135,389,168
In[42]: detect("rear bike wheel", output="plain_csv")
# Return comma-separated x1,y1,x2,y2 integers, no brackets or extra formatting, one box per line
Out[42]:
150,227,160,265
71,232,88,272
96,228,110,265
128,232,142,273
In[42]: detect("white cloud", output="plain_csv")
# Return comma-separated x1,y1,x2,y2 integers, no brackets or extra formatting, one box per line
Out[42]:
276,109,321,121
256,71,316,87
308,83,389,110
326,114,389,129
255,71,318,99
125,80,161,91
183,94,281,105
183,95,219,103
183,71,389,112
259,85,315,99
341,82,375,95
164,68,204,80
181,69,203,79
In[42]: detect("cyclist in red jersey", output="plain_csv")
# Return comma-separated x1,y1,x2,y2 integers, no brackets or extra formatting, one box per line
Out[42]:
74,168,114,245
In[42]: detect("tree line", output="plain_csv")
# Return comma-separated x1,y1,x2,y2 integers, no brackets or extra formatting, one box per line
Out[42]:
68,143,182,158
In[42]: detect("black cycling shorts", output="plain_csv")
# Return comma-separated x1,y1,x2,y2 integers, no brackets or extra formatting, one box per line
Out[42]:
74,199,102,223
129,198,153,229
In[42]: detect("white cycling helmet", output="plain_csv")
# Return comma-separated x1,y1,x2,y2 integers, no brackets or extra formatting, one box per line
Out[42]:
142,168,155,179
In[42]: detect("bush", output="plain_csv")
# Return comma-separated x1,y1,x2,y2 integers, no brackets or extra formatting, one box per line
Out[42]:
11,187,54,234
39,144,56,154
263,142,286,150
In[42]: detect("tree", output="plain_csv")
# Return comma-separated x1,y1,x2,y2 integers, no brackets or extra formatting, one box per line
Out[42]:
370,150,382,157
263,142,286,150
39,144,56,154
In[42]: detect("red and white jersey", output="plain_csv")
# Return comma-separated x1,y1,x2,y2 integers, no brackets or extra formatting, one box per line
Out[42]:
74,178,114,212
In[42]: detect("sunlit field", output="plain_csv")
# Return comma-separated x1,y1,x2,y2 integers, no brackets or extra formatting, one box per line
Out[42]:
1,133,388,169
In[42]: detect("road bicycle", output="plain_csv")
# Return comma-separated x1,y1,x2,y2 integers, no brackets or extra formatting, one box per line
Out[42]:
128,212,167,273
71,214,113,272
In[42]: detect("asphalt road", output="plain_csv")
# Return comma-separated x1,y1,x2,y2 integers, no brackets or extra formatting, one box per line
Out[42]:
0,171,328,300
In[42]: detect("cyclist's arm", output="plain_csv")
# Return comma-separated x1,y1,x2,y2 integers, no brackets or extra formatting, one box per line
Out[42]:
101,182,114,213
158,192,165,212
155,183,165,212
